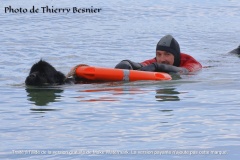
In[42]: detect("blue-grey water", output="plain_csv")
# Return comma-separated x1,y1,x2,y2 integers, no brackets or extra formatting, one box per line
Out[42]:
1,0,240,159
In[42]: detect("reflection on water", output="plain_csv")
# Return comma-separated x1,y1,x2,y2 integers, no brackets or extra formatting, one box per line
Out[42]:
78,87,149,102
75,86,183,103
155,88,181,102
25,87,63,106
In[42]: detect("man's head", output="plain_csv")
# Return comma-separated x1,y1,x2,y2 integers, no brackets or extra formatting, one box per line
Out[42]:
156,35,181,66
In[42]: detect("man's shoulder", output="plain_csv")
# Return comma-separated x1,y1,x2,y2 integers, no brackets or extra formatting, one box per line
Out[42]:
180,53,202,71
180,52,193,57
180,53,196,61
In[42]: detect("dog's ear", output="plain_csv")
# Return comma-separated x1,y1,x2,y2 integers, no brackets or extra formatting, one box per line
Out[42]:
54,71,66,84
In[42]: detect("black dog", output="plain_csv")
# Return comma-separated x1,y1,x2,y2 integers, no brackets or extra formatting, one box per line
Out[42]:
25,60,67,86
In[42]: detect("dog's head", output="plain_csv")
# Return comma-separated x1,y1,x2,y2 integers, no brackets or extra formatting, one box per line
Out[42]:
25,60,66,86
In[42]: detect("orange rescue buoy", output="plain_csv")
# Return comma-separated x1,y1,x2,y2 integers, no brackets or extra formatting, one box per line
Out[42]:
75,66,171,82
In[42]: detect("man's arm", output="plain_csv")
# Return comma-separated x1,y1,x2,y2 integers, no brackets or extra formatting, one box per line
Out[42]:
139,62,189,74
115,60,143,70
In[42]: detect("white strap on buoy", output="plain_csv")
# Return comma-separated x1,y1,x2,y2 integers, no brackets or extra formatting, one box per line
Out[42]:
122,70,130,81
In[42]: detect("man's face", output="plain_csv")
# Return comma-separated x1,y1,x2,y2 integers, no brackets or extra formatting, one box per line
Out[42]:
156,50,174,65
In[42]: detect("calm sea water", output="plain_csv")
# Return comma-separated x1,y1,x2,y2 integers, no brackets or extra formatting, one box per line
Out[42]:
1,0,240,159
